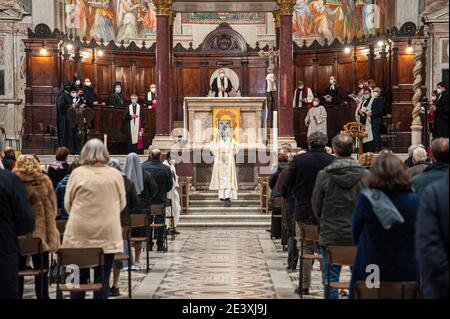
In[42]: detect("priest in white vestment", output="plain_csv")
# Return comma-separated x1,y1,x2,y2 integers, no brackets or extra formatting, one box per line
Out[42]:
209,131,239,207
124,94,144,154
305,97,327,137
211,69,233,98
163,152,181,235
355,89,375,152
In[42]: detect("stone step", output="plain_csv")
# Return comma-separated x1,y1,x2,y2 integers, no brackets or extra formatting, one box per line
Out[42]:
180,214,270,223
189,199,260,207
190,192,260,201
177,221,271,230
188,207,261,215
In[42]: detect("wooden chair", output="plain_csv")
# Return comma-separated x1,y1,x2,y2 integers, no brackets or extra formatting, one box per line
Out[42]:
18,236,48,299
129,213,150,273
298,224,322,299
353,281,420,299
272,196,286,251
113,227,132,299
325,245,357,299
1,126,21,150
56,248,104,299
149,203,167,252
166,199,175,240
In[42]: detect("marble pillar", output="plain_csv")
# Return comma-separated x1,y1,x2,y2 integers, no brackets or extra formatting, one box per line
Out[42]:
276,0,296,148
152,0,174,151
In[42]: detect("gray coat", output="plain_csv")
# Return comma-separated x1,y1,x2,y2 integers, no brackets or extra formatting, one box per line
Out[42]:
312,157,368,246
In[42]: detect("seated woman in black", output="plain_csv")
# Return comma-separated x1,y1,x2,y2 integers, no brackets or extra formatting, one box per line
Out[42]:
108,81,125,107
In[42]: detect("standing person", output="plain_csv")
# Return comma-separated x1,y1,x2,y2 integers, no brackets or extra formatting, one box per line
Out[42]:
370,87,385,152
163,152,181,235
47,146,70,189
416,174,449,299
83,78,98,107
108,82,125,107
1,147,16,171
434,82,449,138
284,132,335,295
142,149,173,252
14,155,60,299
63,139,126,299
55,160,80,220
293,80,314,108
209,130,239,207
144,84,157,109
0,170,35,299
108,158,142,297
406,147,429,178
269,154,289,239
211,69,233,98
355,89,376,152
124,94,144,154
305,97,327,137
350,153,420,297
324,75,342,105
312,134,368,299
123,152,157,268
56,80,74,148
413,138,449,195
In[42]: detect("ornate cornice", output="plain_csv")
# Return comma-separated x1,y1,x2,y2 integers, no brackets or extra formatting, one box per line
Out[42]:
169,10,177,26
153,0,173,16
276,0,295,15
272,10,280,28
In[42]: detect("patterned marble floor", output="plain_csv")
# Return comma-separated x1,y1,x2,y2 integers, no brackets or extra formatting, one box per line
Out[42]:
22,230,350,299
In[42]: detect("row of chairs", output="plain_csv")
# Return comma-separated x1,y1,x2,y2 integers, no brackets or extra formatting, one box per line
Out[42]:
19,201,172,299
272,196,420,299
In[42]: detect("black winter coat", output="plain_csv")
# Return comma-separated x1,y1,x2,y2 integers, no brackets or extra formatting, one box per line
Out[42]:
0,170,35,299
142,159,172,204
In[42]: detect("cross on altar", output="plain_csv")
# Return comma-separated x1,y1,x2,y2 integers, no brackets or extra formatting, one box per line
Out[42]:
258,40,279,72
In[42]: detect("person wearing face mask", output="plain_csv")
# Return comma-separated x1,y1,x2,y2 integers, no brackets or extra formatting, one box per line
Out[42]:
71,74,83,92
211,69,233,98
305,97,327,137
144,84,158,109
56,79,74,148
293,80,314,108
124,94,144,154
370,87,385,152
324,75,342,105
108,81,125,107
428,90,438,136
434,82,449,138
355,89,376,152
83,78,98,107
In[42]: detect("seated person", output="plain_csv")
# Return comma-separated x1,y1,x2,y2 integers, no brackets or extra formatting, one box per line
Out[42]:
144,84,157,109
108,82,125,107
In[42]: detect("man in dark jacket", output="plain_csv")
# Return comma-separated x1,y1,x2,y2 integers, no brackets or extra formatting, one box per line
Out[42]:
0,170,35,299
324,76,342,105
406,147,429,178
416,174,449,299
370,87,385,152
284,131,334,295
142,148,173,251
1,147,16,171
434,82,449,138
413,138,449,194
312,134,368,299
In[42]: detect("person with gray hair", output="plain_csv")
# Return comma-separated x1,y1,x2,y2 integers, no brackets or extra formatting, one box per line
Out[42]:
406,147,429,178
62,138,126,299
404,144,425,168
312,134,368,298
283,131,334,296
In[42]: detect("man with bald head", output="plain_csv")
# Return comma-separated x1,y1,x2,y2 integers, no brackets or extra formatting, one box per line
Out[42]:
413,138,449,195
406,147,429,178
142,148,173,251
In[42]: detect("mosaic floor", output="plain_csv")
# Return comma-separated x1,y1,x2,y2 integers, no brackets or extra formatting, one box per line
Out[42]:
22,230,350,299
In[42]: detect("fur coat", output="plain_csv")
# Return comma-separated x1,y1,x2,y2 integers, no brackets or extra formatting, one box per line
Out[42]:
14,171,60,252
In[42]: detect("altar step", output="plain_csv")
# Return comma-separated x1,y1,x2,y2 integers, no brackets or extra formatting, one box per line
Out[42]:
178,191,270,230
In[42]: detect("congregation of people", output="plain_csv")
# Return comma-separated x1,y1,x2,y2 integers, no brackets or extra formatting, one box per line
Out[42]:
0,140,181,299
269,133,449,299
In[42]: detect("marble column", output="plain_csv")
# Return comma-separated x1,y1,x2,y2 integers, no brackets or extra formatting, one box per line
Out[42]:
152,0,174,151
276,0,296,148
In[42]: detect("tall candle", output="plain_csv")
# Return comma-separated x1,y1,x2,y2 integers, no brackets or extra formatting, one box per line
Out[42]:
273,111,278,152
104,134,107,147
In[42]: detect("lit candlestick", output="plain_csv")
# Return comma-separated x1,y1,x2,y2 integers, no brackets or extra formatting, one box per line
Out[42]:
104,134,107,147
273,111,278,152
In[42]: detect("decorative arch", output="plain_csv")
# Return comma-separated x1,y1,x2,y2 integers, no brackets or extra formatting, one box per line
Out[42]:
200,23,248,54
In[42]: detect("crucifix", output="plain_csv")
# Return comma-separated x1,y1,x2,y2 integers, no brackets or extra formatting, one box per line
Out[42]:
258,40,279,75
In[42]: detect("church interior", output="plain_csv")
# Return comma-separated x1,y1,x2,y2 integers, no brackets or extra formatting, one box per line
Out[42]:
0,0,449,302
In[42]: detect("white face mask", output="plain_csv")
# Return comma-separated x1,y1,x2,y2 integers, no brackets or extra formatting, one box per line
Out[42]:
75,80,81,86
150,88,156,93
437,88,443,94
84,82,91,87
219,73,225,78
313,101,319,107
373,92,380,98
431,96,437,101
329,79,335,85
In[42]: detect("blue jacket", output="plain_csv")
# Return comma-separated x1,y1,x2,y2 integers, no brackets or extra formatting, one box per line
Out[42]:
416,174,449,299
55,174,70,220
350,190,420,296
413,163,449,195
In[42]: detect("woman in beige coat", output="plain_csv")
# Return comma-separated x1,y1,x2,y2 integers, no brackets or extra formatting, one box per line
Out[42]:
14,155,60,299
63,138,126,299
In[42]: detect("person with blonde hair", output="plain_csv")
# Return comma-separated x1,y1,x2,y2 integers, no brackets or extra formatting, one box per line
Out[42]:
62,138,126,299
14,155,60,299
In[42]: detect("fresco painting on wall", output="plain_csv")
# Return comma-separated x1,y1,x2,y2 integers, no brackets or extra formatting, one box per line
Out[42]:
293,0,386,43
181,12,265,24
65,0,156,43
